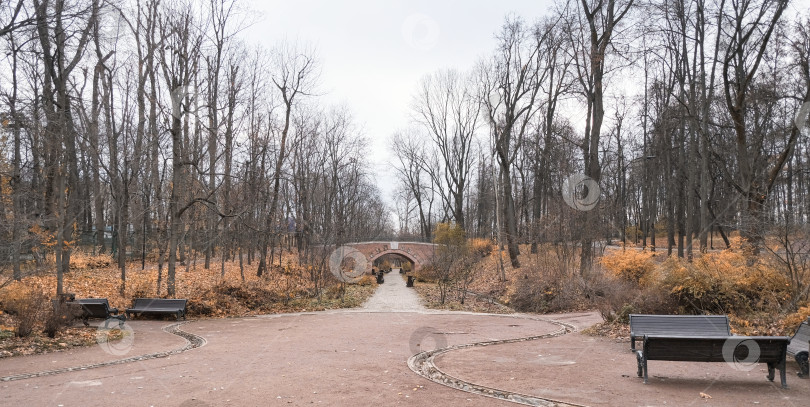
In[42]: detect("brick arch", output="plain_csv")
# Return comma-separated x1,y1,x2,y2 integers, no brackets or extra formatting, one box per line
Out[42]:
369,250,419,271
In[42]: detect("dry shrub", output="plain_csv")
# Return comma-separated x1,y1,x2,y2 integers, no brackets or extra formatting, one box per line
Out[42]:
128,277,154,300
781,305,810,334
1,282,47,338
589,269,675,323
188,280,285,316
509,269,587,313
43,302,81,338
469,238,494,258
600,249,657,286
355,274,376,286
506,243,584,313
508,270,566,313
412,265,437,283
323,284,343,300
660,250,791,315
69,251,113,270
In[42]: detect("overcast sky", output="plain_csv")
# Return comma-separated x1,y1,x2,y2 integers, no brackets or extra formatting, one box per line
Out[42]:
246,0,556,213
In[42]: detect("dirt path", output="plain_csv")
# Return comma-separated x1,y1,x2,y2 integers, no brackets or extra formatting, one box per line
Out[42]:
362,272,425,312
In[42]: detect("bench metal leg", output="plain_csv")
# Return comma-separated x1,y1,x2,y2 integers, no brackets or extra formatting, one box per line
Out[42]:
105,315,126,329
796,352,809,378
636,351,648,384
768,361,788,389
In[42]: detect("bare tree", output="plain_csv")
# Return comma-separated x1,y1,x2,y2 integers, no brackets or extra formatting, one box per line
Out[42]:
721,0,796,252
411,69,480,230
569,0,635,273
257,41,318,276
392,129,435,240
159,1,202,297
481,16,547,268
34,0,98,294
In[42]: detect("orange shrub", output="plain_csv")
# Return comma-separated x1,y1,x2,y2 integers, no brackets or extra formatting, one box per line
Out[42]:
600,249,657,286
468,238,494,258
660,249,791,315
782,305,810,334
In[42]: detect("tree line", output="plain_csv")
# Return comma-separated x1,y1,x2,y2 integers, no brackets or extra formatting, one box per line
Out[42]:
0,0,391,296
392,0,810,274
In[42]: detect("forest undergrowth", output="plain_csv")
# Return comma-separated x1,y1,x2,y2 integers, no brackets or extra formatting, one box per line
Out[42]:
0,250,375,358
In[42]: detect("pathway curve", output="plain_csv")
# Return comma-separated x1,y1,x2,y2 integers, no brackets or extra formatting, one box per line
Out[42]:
0,321,206,383
361,271,426,312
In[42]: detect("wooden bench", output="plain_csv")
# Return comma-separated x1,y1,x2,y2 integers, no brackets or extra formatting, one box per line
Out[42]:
72,298,126,328
636,335,790,388
788,317,810,378
629,314,730,351
126,298,187,321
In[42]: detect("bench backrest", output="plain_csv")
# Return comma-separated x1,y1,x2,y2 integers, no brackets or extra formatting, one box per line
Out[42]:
76,299,112,318
77,302,112,318
630,314,730,337
643,335,790,363
132,298,187,310
787,319,810,355
76,298,111,307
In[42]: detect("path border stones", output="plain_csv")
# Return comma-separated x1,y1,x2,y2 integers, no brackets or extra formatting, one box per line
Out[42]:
408,316,587,407
0,321,206,383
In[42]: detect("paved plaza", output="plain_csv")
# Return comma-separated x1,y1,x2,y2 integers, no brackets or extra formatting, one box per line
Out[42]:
2,273,808,406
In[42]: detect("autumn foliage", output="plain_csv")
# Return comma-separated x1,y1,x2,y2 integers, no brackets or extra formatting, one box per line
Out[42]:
0,249,375,349
597,240,809,335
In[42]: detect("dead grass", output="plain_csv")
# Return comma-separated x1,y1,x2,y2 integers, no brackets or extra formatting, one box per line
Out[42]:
413,282,513,314
0,317,126,359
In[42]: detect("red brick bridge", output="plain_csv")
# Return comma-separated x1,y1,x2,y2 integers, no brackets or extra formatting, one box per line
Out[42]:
344,241,436,272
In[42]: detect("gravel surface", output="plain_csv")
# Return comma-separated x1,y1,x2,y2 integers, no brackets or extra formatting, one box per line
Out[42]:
362,272,426,312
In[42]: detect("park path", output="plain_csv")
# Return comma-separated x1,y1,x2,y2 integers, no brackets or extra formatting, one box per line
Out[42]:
361,271,426,312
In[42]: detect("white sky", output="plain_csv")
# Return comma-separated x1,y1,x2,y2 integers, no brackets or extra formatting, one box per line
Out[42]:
246,0,556,210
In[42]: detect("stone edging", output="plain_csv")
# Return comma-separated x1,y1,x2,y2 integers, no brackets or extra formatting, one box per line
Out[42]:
0,321,206,383
407,316,589,407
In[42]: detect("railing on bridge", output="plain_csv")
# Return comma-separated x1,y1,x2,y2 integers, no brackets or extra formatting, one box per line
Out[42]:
310,235,433,245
